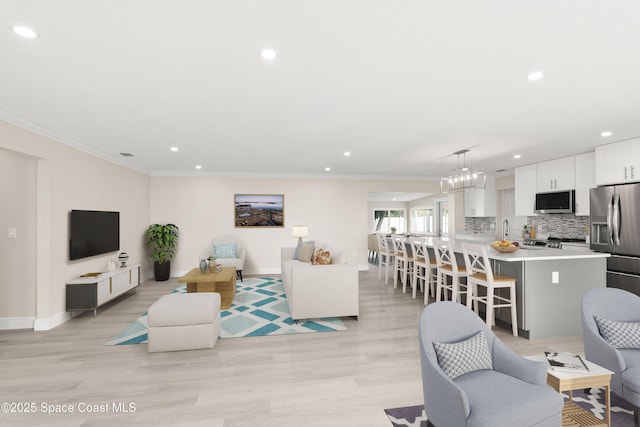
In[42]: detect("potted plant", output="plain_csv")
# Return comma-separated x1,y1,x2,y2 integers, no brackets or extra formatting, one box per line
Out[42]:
145,223,179,281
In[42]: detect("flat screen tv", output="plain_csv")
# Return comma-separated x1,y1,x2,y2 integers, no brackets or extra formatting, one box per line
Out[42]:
69,210,120,260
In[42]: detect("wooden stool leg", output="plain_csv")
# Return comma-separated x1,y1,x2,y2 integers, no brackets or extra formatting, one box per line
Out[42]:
510,283,518,337
486,287,494,328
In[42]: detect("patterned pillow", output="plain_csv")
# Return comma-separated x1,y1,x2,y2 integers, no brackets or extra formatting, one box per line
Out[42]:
297,242,315,263
214,243,237,259
312,249,331,265
433,331,493,379
594,316,640,349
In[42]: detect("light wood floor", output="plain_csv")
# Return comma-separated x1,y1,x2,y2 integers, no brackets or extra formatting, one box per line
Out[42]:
0,265,583,427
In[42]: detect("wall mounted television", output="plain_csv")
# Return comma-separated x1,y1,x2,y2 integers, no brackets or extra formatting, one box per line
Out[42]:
69,210,120,260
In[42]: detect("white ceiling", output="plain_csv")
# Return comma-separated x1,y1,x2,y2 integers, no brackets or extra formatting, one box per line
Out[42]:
2,1,640,179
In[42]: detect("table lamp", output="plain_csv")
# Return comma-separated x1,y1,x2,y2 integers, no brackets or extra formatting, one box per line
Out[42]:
292,225,309,243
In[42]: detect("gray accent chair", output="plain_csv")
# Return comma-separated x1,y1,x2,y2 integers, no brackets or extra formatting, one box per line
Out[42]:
581,287,640,427
419,302,563,427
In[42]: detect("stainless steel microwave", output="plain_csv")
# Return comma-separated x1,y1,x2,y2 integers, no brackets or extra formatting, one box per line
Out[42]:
534,190,575,214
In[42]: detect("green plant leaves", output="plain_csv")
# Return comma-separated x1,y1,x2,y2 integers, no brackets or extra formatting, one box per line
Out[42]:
145,223,179,262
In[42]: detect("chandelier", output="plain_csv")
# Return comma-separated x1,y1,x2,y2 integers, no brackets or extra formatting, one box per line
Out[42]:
440,149,486,193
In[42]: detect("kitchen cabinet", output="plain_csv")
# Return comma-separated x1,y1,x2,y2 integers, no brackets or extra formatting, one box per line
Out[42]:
464,174,496,217
595,138,640,185
515,164,537,216
574,152,595,216
536,156,575,191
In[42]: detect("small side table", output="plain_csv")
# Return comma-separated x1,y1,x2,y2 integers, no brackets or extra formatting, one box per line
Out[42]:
528,355,613,427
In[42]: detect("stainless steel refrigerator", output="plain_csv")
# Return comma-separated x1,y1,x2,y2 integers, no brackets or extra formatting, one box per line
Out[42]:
590,183,640,296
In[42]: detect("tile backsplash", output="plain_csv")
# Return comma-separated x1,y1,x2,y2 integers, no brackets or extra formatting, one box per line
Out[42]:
526,214,589,239
464,217,496,232
465,214,590,240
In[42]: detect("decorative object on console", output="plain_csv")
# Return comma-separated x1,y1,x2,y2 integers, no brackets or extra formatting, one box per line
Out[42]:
145,223,179,281
106,260,117,271
440,149,487,193
292,225,309,243
118,251,129,267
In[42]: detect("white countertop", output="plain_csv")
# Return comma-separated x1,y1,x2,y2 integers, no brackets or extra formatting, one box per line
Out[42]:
422,237,610,262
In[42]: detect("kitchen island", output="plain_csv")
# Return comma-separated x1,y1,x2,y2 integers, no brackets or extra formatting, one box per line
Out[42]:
423,237,610,339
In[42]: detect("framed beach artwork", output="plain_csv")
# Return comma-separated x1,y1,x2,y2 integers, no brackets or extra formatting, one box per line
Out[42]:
235,194,284,228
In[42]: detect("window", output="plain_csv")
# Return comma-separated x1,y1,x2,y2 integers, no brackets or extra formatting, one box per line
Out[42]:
410,207,434,233
373,209,406,233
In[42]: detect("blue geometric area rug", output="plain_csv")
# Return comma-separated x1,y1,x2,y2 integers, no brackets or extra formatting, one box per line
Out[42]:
385,387,635,427
106,277,346,345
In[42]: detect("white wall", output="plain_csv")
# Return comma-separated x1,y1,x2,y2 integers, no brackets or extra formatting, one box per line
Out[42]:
0,117,442,329
0,150,37,319
0,120,150,330
151,177,441,275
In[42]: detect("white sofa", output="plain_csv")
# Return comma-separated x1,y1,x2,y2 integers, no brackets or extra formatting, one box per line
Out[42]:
281,245,359,321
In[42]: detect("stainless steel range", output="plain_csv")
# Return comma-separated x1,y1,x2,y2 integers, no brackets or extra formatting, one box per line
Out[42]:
522,237,587,249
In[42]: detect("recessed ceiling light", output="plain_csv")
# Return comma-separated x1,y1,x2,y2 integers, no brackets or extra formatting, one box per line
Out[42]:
601,131,612,137
170,147,179,152
344,151,351,157
195,165,202,170
325,167,331,172
13,25,38,38
526,71,544,81
261,49,277,60
513,154,521,159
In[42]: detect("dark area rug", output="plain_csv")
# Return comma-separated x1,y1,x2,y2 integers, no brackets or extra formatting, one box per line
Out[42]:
385,387,635,427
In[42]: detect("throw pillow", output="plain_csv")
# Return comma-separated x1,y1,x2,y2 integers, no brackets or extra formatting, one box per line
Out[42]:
294,240,314,259
312,249,331,265
297,242,315,263
594,316,640,349
433,331,493,380
214,243,237,259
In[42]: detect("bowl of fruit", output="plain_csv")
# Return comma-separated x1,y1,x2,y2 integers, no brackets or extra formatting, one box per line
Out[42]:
491,240,520,253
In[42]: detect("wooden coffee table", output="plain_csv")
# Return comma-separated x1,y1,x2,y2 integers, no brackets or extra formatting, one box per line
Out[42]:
178,266,237,309
528,355,613,427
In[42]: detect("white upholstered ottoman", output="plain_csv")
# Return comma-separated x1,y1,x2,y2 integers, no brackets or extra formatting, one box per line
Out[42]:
147,292,221,353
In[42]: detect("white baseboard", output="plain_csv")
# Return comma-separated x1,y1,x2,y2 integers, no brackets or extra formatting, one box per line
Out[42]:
34,311,71,331
0,316,36,330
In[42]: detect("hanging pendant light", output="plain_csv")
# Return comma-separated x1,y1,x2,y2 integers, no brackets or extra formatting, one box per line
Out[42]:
440,149,486,193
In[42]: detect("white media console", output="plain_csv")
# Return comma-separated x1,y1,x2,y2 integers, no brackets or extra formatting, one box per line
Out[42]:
66,264,140,315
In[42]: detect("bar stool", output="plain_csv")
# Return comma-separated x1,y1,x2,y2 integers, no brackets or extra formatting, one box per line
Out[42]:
410,237,437,303
433,238,467,304
376,234,395,284
392,235,414,293
461,242,518,337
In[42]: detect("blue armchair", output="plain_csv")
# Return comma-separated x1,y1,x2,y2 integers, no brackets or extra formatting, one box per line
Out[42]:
582,287,640,426
419,302,563,427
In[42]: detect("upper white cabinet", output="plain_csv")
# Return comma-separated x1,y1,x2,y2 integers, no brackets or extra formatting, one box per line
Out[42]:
464,175,496,217
536,156,575,191
595,139,640,185
515,164,537,216
574,152,595,216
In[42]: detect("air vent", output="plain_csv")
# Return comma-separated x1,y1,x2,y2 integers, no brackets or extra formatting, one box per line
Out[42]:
119,152,135,157
495,169,508,173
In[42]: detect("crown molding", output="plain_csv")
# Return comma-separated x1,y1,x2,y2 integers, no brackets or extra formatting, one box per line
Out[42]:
0,110,151,175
